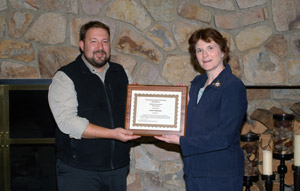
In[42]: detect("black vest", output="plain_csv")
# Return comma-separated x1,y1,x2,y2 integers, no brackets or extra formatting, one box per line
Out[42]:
55,55,130,171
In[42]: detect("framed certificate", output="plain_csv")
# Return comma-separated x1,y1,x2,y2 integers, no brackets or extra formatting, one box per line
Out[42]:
125,85,188,136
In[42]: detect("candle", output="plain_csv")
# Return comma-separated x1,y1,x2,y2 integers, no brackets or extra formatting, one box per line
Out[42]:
263,150,273,175
294,134,300,166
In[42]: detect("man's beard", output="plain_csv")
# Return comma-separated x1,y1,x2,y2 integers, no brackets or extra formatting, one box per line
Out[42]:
85,50,109,68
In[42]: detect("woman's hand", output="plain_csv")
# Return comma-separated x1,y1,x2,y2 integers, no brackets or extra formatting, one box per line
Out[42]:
176,83,186,86
154,135,180,145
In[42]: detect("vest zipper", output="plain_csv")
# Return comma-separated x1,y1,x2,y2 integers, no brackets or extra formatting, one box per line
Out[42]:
103,82,115,169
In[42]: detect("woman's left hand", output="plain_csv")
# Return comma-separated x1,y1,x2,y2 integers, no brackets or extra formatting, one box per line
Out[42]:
154,135,180,145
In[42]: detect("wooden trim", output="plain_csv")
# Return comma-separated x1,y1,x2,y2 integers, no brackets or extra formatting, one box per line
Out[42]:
246,85,300,89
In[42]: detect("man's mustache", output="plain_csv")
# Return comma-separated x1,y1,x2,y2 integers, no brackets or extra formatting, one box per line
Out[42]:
93,50,106,55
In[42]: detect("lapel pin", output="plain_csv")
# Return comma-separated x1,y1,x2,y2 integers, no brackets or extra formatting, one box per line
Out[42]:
212,79,221,87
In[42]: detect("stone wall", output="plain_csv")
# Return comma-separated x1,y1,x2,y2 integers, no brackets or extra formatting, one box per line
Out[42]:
1,0,300,190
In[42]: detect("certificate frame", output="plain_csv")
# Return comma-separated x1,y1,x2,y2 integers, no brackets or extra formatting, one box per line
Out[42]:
125,85,188,136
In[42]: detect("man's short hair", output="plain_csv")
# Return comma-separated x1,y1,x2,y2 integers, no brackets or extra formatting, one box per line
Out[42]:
79,21,110,42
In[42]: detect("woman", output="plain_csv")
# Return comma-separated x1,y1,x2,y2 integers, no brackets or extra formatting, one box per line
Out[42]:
155,28,247,191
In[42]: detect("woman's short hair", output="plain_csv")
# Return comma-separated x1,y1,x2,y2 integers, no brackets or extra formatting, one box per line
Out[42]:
188,28,230,66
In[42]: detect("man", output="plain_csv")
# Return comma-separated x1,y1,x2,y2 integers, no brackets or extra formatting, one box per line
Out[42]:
48,21,140,191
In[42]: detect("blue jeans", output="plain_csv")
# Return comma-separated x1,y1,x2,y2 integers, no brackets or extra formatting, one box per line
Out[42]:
56,159,129,191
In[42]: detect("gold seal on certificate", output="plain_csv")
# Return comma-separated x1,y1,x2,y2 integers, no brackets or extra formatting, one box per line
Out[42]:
125,85,187,136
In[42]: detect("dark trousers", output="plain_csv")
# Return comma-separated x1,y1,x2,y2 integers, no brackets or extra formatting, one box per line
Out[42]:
185,172,243,191
56,159,129,191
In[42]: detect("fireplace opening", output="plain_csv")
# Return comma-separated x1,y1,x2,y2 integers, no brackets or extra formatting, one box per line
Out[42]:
9,89,56,139
10,144,57,191
0,80,58,191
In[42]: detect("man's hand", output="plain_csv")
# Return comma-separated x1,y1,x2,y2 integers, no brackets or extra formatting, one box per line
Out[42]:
154,135,180,145
113,128,141,142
